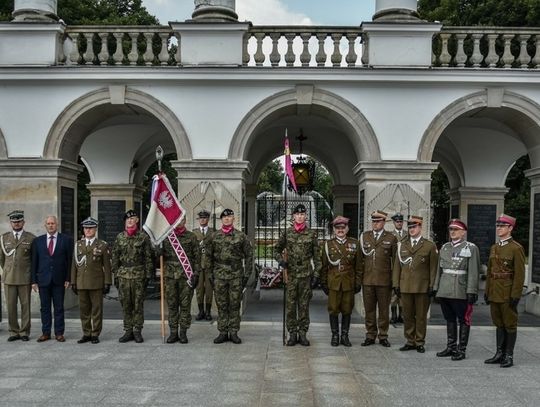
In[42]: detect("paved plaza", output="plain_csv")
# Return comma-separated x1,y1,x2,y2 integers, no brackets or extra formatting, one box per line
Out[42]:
1,291,540,407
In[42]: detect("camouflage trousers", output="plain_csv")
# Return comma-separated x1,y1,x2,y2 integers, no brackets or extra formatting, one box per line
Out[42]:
195,268,213,305
214,277,243,334
165,277,194,330
118,277,145,332
286,276,312,335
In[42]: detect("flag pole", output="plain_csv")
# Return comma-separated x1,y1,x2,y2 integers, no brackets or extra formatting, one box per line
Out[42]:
155,145,166,344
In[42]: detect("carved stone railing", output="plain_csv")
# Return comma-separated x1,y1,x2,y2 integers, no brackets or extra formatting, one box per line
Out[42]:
63,26,179,65
433,27,540,68
243,26,365,67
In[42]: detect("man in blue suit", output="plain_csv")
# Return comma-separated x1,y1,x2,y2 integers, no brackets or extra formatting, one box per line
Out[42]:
31,216,73,342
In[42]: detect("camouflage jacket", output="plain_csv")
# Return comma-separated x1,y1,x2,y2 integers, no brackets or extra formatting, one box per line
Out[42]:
111,231,154,280
275,227,322,279
205,229,253,281
163,230,201,280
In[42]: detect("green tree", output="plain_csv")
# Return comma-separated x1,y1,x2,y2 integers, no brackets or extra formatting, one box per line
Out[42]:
257,159,283,195
430,165,450,248
505,155,531,253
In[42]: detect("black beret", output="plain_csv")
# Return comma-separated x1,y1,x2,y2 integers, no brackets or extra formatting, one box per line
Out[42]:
293,204,306,214
124,209,138,220
220,209,234,218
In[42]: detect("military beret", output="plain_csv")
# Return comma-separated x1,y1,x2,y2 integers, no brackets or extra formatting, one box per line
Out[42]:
371,210,388,221
391,213,404,222
448,219,467,231
197,210,211,219
293,204,306,214
407,215,423,227
332,216,349,227
7,210,24,221
220,208,234,218
81,217,98,228
496,213,516,227
124,209,138,220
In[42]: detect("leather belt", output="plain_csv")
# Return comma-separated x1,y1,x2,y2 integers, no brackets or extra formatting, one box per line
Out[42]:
442,269,466,275
491,272,513,280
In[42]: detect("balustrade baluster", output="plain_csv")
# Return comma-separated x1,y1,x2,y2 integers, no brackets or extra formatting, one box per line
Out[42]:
532,35,540,68
128,32,139,65
517,34,531,68
439,33,451,67
98,32,109,65
57,34,67,64
501,34,515,68
454,33,468,67
361,33,369,65
470,33,483,67
284,33,296,67
112,32,124,64
83,33,95,65
345,33,357,67
300,33,311,67
242,32,250,66
253,32,265,66
330,33,342,67
315,33,327,67
68,33,82,64
143,33,154,65
158,33,170,65
269,33,281,67
485,34,500,67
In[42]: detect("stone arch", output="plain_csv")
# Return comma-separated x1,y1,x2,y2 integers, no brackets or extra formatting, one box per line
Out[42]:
43,87,192,161
419,90,540,162
0,128,8,158
228,87,381,162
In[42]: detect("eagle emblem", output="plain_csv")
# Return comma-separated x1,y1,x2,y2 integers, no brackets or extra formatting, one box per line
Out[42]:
158,191,173,208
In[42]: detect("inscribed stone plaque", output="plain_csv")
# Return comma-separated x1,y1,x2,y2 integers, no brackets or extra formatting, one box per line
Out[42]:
343,203,359,240
60,186,75,237
532,193,540,283
359,190,365,234
451,204,459,219
467,204,496,264
98,200,125,245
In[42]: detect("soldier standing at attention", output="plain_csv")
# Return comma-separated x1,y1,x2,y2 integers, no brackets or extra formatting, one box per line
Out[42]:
392,215,438,353
206,209,253,344
320,216,361,346
390,212,407,324
71,217,112,344
433,219,480,360
192,210,214,321
0,210,35,341
163,217,200,344
484,214,525,368
359,210,397,347
111,210,154,343
275,204,322,347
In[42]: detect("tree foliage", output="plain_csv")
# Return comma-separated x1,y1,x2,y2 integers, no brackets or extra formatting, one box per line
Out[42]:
505,155,531,253
257,159,284,195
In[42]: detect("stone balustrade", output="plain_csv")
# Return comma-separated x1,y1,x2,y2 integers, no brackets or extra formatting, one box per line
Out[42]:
433,27,540,68
64,26,179,65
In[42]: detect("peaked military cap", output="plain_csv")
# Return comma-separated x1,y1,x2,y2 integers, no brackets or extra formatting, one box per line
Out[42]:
293,204,306,214
124,209,138,220
7,210,24,221
448,219,467,231
407,215,423,227
81,217,98,228
332,215,349,227
220,208,234,218
371,210,388,221
496,213,516,227
391,213,404,222
197,209,211,219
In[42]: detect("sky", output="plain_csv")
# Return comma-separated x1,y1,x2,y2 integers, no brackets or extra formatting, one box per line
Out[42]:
142,0,376,25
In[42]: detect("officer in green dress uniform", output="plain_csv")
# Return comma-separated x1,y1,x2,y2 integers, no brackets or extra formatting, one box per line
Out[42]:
192,210,215,321
390,212,407,324
392,215,438,353
320,216,362,346
359,210,397,347
0,210,36,341
484,214,525,368
71,217,112,344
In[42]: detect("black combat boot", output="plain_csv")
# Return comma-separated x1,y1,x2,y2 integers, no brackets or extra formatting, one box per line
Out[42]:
179,329,188,344
436,322,457,357
485,327,506,364
390,306,398,324
298,332,310,346
213,332,228,344
396,306,404,323
452,323,470,361
195,303,205,321
166,329,179,344
286,332,297,346
330,314,340,347
118,331,134,343
133,330,144,343
229,332,242,344
205,303,213,321
340,315,352,347
500,330,517,368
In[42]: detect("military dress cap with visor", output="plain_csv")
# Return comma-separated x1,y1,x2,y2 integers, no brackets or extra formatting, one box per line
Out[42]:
391,213,404,222
220,208,234,218
496,213,516,227
81,217,99,228
448,219,467,230
124,209,138,220
197,210,211,219
7,210,24,221
332,215,349,227
407,215,423,227
371,210,388,221
293,204,307,214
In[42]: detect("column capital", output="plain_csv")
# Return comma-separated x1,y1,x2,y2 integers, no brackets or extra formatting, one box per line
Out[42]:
191,0,238,22
448,186,509,202
172,159,251,181
373,0,420,22
353,161,439,183
12,0,59,22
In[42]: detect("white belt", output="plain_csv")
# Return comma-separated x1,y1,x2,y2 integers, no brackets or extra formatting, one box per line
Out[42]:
442,269,466,275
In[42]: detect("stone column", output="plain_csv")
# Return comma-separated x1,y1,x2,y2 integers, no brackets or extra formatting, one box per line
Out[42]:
12,0,58,22
525,168,540,315
245,183,258,240
332,185,360,238
192,0,238,22
373,0,419,22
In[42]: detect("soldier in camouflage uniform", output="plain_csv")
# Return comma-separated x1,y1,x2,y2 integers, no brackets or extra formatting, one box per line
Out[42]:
484,214,525,368
390,212,407,324
71,217,112,344
205,209,253,344
163,217,200,344
111,210,154,343
192,210,215,321
275,204,322,347
320,216,362,347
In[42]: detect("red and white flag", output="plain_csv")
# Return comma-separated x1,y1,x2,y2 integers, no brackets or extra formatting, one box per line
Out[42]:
143,173,184,245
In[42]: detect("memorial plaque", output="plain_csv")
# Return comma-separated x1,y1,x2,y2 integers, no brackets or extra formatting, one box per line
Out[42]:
532,193,540,283
343,203,359,240
359,189,365,235
467,204,496,264
60,186,75,237
451,204,459,219
98,200,125,245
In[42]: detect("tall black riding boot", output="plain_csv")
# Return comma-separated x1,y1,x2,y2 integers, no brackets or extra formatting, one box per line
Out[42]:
436,322,457,357
500,330,517,368
390,306,398,324
484,327,506,364
330,314,340,347
340,314,352,347
452,323,470,361
205,303,213,321
195,303,205,321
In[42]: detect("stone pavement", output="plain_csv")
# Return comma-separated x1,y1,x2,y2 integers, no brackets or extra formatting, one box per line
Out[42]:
1,316,540,407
